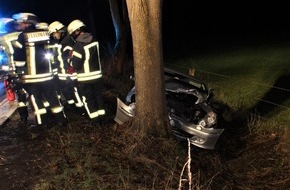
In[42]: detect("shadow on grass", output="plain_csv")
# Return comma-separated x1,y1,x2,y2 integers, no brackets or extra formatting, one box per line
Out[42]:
215,74,290,159
250,74,290,117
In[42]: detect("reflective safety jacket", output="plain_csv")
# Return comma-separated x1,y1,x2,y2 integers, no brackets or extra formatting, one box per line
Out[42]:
70,33,102,82
0,31,21,72
58,34,76,81
13,28,53,83
47,42,62,76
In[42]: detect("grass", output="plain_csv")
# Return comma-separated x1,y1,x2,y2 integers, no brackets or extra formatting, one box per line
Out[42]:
32,39,290,189
166,40,290,126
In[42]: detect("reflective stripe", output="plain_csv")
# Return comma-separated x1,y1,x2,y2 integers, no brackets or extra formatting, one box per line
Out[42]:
14,41,23,48
97,109,105,115
82,96,98,119
43,101,50,107
63,46,72,52
15,61,26,67
67,99,75,104
83,41,101,73
74,87,83,107
52,68,58,75
27,43,38,75
51,106,64,114
58,73,77,81
31,95,47,125
77,72,102,82
73,51,82,59
81,96,102,119
18,102,27,107
89,111,99,119
22,74,53,83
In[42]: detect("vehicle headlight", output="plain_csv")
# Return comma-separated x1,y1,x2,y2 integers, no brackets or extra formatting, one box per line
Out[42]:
199,119,206,127
128,103,136,114
207,111,216,125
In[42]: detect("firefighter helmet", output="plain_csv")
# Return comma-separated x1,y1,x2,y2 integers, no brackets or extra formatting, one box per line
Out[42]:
36,22,48,30
48,21,65,34
67,19,85,35
12,12,39,26
0,18,16,33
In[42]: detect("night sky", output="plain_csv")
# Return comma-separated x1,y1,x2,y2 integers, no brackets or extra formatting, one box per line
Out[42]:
1,1,290,54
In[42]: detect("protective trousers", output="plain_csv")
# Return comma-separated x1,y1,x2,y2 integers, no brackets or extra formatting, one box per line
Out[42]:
26,80,66,125
78,78,105,119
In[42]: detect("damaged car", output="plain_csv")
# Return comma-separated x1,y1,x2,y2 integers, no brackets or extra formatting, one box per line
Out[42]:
114,68,224,150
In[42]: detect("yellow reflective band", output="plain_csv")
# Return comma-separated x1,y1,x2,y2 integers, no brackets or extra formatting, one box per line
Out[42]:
51,106,64,114
63,46,73,52
22,76,54,83
34,108,47,115
15,61,25,67
77,70,102,82
67,100,75,104
74,87,83,107
97,109,105,115
13,41,23,48
18,102,27,107
88,111,99,119
43,101,50,107
73,51,82,59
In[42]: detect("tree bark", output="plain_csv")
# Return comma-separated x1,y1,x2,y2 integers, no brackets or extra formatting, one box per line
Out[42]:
126,0,170,137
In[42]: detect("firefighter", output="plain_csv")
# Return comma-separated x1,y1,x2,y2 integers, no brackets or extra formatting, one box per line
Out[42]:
12,12,67,128
0,18,21,73
48,21,83,110
0,17,28,123
67,19,105,121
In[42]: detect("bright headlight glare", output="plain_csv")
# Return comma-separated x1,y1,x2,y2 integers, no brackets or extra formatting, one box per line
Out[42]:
44,53,52,60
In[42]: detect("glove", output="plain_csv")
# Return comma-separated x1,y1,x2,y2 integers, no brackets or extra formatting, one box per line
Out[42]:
67,66,74,74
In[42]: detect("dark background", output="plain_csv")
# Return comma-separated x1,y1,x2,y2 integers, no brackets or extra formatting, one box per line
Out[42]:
1,1,290,54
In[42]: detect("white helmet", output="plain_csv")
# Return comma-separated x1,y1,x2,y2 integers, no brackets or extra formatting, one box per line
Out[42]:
48,21,65,34
12,12,39,26
0,18,15,25
36,22,48,30
0,18,15,33
67,19,85,35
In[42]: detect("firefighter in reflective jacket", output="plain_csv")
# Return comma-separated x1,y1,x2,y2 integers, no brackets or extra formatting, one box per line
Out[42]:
0,17,28,122
67,19,105,120
48,21,83,109
0,18,21,72
12,13,67,127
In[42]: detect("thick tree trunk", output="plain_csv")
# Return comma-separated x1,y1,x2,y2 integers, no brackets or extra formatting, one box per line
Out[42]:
126,0,170,137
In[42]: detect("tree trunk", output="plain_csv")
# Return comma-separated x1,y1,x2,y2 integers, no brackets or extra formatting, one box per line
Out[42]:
126,0,170,137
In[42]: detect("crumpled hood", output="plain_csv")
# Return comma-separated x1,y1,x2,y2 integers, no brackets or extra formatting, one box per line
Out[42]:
76,33,93,43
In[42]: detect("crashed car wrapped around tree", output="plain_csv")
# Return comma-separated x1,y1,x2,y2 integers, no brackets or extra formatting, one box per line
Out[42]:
114,68,224,150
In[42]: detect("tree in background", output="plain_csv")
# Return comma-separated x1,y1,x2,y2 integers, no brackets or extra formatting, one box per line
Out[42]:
108,0,132,78
126,0,170,137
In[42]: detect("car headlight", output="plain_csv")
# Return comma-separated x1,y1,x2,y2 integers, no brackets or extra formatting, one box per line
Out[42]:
199,119,206,127
207,111,216,126
128,103,136,114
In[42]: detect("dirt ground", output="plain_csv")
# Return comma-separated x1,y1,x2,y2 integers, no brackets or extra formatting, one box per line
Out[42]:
0,110,47,190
